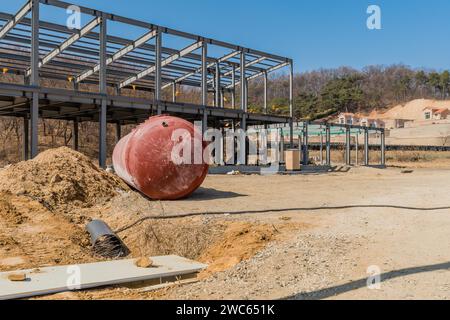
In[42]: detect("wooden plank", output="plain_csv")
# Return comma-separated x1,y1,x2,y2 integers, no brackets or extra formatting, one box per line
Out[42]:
0,255,207,300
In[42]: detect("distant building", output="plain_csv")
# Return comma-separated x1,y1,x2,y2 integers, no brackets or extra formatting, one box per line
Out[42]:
382,118,412,129
337,113,385,128
360,117,385,129
338,113,360,125
423,107,449,121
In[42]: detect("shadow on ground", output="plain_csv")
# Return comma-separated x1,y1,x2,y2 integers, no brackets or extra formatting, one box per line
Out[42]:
185,187,247,201
284,261,450,300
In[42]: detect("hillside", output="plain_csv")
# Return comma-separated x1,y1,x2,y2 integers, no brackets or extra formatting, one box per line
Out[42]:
373,99,450,121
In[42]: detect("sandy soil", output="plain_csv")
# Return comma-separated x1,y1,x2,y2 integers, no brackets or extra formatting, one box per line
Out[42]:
137,167,447,300
2,150,450,299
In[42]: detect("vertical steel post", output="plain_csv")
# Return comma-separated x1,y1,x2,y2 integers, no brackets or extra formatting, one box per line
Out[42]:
201,43,208,133
345,126,351,166
263,71,268,114
172,83,176,102
155,29,162,114
98,13,107,168
289,61,294,148
240,51,247,167
215,62,220,107
279,128,284,164
23,117,29,161
319,132,323,165
364,128,369,166
73,118,79,151
201,43,208,106
326,124,331,166
240,51,246,112
115,122,121,144
302,122,309,165
298,133,302,167
30,0,39,158
355,133,359,166
231,65,236,109
380,129,386,166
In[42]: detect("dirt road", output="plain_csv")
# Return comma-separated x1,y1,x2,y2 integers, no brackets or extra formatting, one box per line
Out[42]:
2,154,450,300
155,167,450,300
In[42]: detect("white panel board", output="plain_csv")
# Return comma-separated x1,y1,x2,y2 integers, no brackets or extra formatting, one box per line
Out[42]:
0,255,207,300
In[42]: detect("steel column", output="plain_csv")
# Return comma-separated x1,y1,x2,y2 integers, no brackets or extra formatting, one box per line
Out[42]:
30,0,39,158
319,132,323,165
99,13,107,168
115,122,122,144
355,133,359,166
155,29,162,114
326,124,331,166
172,83,176,102
380,129,386,166
364,128,369,166
302,122,309,165
202,109,208,134
280,129,284,164
263,71,268,114
240,51,247,112
345,126,351,165
201,43,208,106
231,65,236,108
289,61,294,148
22,117,29,161
73,118,79,151
215,62,221,107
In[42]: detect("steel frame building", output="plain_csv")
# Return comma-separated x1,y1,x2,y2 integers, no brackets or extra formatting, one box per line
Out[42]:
0,0,294,167
0,0,386,168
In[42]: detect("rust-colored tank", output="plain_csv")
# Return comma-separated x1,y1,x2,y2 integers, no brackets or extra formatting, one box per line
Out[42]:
112,115,208,200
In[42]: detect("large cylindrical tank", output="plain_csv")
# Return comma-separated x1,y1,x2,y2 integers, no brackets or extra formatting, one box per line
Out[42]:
112,115,208,200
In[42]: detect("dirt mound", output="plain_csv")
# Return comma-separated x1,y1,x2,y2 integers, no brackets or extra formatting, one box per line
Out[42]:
0,147,128,211
198,222,276,275
372,99,450,121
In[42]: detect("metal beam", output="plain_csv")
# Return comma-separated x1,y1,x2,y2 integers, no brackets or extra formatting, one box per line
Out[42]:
380,129,385,166
164,50,240,89
215,62,221,107
119,40,203,89
240,52,246,112
364,128,369,166
99,13,107,168
115,122,121,144
289,62,294,147
25,16,101,77
30,0,39,158
345,126,351,165
231,65,236,108
227,62,289,89
302,122,309,165
22,117,29,161
201,43,208,106
72,118,79,151
263,71,268,114
206,56,266,86
39,0,290,63
0,0,33,40
76,30,157,83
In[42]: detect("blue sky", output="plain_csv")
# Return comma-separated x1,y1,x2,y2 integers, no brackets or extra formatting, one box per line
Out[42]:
3,0,450,72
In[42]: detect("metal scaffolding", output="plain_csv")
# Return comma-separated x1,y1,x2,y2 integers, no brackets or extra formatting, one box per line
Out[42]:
0,0,294,167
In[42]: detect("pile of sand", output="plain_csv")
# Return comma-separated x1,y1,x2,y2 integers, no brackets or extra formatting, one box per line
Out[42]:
371,99,450,121
0,147,128,211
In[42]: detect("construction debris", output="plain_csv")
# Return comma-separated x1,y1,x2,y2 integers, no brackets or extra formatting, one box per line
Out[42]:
7,273,27,282
0,255,207,300
86,220,128,258
135,257,154,268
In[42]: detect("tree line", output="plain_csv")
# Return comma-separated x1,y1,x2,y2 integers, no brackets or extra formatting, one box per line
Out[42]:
247,65,450,120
